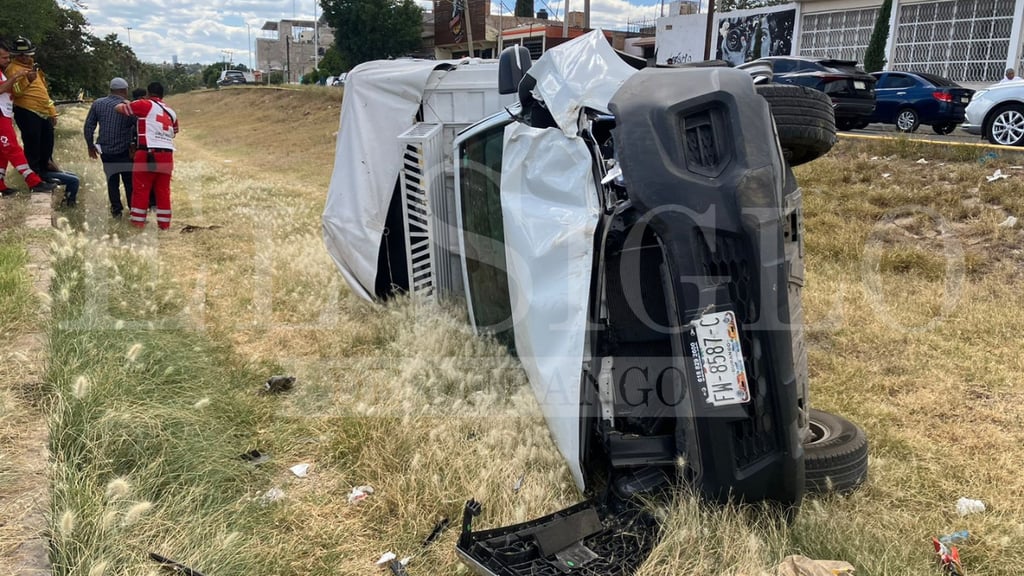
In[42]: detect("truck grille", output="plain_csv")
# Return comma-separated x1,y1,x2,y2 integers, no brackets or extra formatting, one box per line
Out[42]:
698,230,778,467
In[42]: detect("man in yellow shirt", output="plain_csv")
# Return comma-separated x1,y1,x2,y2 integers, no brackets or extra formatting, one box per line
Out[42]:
5,37,57,176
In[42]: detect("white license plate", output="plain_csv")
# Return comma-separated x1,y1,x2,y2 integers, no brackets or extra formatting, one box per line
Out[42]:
961,96,970,104
854,80,866,90
691,311,749,407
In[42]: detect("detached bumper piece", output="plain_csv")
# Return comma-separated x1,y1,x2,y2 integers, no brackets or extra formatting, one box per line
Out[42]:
456,499,657,576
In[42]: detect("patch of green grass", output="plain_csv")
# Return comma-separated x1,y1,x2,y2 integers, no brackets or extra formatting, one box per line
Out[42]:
0,243,35,336
46,227,285,575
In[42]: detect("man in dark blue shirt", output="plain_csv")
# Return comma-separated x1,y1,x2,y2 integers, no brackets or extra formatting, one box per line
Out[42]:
84,77,135,218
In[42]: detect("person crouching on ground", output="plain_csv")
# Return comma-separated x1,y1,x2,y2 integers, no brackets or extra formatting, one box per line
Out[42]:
0,42,56,195
115,81,178,230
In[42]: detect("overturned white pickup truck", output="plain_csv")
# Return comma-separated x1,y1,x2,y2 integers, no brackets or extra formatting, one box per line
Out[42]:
324,30,867,576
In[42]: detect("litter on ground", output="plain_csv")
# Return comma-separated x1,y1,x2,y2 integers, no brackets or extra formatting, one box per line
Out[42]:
348,485,374,504
998,216,1018,228
986,169,1009,182
240,449,271,465
289,463,311,478
257,487,285,505
264,375,296,394
940,530,969,544
956,497,986,516
932,537,965,576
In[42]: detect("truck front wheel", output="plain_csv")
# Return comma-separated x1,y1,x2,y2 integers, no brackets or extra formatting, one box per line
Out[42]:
804,408,868,493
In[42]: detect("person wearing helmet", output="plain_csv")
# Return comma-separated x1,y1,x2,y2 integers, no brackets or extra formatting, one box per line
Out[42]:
4,36,57,177
0,41,56,195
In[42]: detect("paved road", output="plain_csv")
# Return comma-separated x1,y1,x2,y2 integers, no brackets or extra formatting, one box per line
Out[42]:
848,122,985,145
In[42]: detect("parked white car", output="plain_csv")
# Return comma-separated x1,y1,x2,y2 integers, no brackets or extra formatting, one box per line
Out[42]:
962,80,1024,145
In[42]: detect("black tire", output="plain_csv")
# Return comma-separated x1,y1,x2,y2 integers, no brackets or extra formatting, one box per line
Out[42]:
756,84,837,167
985,104,1024,146
895,107,920,132
932,122,957,135
804,408,868,493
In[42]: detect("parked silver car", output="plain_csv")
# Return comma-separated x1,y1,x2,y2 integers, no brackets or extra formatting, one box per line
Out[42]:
962,81,1024,145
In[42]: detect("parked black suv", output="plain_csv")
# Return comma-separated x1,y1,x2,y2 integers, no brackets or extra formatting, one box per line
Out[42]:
749,56,877,131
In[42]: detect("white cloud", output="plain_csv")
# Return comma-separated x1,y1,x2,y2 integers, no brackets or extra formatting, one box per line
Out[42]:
79,0,661,64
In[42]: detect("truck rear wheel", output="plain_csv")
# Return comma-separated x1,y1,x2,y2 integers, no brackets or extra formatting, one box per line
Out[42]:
756,84,837,167
804,408,868,493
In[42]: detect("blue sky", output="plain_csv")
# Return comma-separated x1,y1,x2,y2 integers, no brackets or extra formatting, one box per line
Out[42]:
77,0,668,65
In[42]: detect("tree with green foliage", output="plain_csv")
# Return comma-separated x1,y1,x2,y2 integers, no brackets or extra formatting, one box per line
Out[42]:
863,0,892,72
0,0,60,44
515,0,533,18
201,63,224,88
321,0,423,68
317,46,347,76
141,63,201,95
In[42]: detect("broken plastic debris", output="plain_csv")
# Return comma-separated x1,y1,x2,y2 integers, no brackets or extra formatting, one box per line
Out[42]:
240,449,271,465
348,485,375,504
388,559,410,575
978,151,998,164
956,497,985,516
513,473,525,493
940,530,969,545
375,552,396,567
870,156,880,160
986,169,1009,182
258,487,285,505
180,224,223,233
423,517,450,547
998,216,1018,228
264,375,295,394
289,463,311,478
149,552,207,576
882,173,892,179
916,158,929,164
932,537,965,576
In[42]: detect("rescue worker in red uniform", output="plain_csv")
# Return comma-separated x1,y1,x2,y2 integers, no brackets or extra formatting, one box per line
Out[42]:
115,81,178,229
0,43,56,195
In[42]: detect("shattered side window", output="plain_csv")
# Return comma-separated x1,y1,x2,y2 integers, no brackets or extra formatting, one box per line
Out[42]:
459,123,516,350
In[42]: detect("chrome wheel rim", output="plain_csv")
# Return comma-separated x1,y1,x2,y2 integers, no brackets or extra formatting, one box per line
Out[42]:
896,110,916,131
993,110,1024,145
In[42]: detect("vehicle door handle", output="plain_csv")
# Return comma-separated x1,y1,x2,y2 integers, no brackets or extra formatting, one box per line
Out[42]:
896,92,906,95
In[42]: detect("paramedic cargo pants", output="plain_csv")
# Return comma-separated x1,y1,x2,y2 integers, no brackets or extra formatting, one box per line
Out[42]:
129,149,173,229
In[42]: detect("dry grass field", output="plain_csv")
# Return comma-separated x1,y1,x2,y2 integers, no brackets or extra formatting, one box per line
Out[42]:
3,85,1024,575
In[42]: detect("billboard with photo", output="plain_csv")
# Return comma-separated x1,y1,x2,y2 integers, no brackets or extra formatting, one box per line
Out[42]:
713,3,797,66
656,13,709,65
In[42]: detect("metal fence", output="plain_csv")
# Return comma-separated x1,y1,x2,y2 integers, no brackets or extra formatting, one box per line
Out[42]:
891,0,1016,82
799,8,879,64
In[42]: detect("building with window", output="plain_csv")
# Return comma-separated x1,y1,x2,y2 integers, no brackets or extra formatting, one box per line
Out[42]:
800,0,1024,84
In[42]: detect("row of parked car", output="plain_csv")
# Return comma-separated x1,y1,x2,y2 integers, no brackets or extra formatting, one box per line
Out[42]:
746,56,981,137
751,56,1024,146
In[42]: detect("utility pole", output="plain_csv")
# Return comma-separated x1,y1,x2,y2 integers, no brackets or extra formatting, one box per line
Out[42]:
464,0,475,58
562,0,568,37
313,0,319,73
286,35,291,83
124,26,134,87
